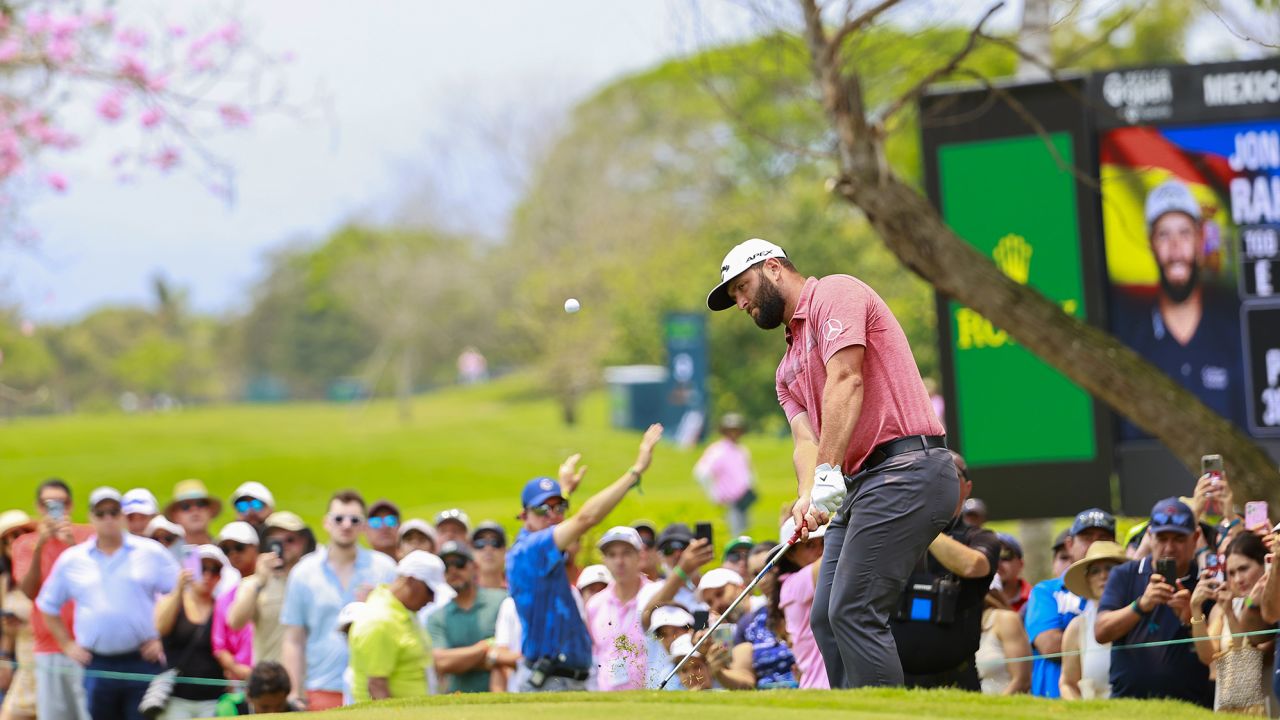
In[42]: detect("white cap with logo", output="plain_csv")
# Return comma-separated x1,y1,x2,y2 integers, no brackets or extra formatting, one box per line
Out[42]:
576,564,613,590
1145,179,1202,227
121,488,159,516
706,238,787,311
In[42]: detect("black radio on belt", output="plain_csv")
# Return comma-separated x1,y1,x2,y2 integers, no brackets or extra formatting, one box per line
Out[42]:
528,654,589,688
894,575,960,625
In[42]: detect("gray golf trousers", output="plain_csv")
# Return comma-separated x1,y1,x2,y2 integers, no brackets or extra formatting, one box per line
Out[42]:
809,446,959,688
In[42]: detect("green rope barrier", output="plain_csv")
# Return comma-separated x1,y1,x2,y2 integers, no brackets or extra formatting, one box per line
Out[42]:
976,626,1280,668
0,658,245,688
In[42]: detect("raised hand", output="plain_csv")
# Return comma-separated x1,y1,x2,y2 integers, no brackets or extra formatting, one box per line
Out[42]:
632,424,664,475
558,453,587,496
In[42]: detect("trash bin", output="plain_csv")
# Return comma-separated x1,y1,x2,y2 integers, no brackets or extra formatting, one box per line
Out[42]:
604,365,668,431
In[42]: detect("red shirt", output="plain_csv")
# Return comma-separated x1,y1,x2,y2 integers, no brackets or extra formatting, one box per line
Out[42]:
11,525,95,654
775,275,944,473
1009,578,1032,614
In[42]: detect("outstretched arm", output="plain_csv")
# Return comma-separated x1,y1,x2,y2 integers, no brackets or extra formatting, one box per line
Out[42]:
554,425,663,551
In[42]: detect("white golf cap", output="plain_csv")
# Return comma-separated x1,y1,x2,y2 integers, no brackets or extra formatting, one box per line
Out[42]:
696,568,745,601
668,633,700,659
216,521,259,546
336,601,366,633
779,517,827,544
576,564,613,590
231,481,274,507
706,238,787,311
596,525,644,552
649,605,695,632
398,518,438,543
89,487,122,509
145,515,185,538
121,488,158,516
397,550,449,598
434,508,471,531
1145,179,1201,226
194,544,230,566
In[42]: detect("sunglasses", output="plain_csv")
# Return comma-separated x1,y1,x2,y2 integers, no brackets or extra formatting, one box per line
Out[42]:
1152,511,1192,527
367,515,399,530
639,537,656,549
330,514,364,527
269,533,304,545
93,508,121,519
153,533,180,545
529,502,568,517
234,498,266,514
201,563,223,577
220,542,251,554
724,551,746,564
443,556,470,569
660,542,687,556
473,537,504,550
999,552,1019,562
177,500,211,513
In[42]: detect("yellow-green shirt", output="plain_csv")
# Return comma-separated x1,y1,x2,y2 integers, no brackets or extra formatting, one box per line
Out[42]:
348,585,431,702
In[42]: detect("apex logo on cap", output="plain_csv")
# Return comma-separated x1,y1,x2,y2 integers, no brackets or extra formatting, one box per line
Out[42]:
539,478,554,491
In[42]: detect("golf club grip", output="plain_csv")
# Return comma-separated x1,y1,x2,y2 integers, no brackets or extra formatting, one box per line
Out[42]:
657,531,803,689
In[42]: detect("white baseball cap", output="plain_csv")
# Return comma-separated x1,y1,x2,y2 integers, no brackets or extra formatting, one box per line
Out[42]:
397,550,449,598
336,601,366,633
696,568,745,601
576,564,613,590
398,518,438,544
231,481,274,508
668,633,700,659
779,517,827,544
649,605,695,633
89,487,122,509
145,515,185,539
194,544,230,567
1145,179,1201,227
706,238,787,311
122,488,158,516
216,521,259,546
596,526,644,552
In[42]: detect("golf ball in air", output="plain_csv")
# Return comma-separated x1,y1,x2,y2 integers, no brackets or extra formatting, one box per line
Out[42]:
564,298,580,313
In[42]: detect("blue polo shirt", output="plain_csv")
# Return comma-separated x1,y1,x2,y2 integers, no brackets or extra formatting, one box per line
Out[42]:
1023,575,1085,698
506,527,591,670
1117,289,1245,438
1098,557,1212,707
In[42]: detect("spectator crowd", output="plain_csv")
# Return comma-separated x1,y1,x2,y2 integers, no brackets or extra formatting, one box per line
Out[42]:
2,425,1279,716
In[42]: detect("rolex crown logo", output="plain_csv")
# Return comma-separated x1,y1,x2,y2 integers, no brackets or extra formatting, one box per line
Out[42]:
993,234,1033,285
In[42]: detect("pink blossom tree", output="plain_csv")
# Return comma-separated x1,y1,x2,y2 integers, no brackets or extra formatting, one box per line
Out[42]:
0,0,301,231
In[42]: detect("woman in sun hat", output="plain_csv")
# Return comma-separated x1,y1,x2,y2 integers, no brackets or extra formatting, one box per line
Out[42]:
1059,541,1126,699
1,510,38,720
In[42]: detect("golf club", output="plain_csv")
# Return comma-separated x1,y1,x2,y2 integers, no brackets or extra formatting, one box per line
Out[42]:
659,528,804,689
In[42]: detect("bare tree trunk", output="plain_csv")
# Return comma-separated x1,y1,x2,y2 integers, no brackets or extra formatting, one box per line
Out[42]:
1017,0,1053,80
797,0,1280,502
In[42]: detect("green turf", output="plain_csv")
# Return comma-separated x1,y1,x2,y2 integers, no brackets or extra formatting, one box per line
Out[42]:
0,375,807,561
320,688,1213,719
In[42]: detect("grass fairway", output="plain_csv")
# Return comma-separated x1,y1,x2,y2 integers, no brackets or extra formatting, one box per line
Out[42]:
329,688,1213,720
0,375,804,555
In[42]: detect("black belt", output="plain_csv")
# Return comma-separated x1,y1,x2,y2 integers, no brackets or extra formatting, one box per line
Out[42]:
862,435,947,472
526,660,590,681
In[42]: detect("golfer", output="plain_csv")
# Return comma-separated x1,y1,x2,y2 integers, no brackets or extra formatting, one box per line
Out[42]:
707,238,958,689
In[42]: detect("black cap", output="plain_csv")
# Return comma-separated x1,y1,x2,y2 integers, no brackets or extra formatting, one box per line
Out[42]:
369,499,400,517
657,522,693,551
1069,508,1116,538
438,540,474,561
1052,528,1071,551
471,520,507,543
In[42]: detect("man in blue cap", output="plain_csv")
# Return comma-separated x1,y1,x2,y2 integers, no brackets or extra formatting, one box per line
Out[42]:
1095,498,1211,707
1023,507,1116,697
507,424,663,692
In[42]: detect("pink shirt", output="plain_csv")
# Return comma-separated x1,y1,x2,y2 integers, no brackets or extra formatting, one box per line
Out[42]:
775,275,944,473
211,585,253,667
694,439,753,505
780,565,828,689
586,578,654,691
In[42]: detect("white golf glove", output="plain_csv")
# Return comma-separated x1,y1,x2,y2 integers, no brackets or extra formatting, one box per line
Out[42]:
810,464,846,514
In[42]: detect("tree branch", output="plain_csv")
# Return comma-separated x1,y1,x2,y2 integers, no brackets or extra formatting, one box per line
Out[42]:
873,2,1004,127
825,0,905,66
1198,0,1280,49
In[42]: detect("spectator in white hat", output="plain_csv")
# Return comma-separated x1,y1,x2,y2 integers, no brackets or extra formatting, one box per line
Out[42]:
434,509,471,547
213,522,260,682
397,519,437,560
36,487,179,720
697,568,746,625
586,526,654,692
121,489,159,536
230,482,275,534
643,604,694,690
145,516,186,555
669,634,715,691
576,564,612,604
155,544,231,718
227,511,309,669
348,551,446,702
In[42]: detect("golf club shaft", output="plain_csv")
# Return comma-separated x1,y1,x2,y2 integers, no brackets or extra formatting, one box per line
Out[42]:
658,530,802,689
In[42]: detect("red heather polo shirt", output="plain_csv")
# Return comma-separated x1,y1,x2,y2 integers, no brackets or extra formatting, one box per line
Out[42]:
775,275,943,473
